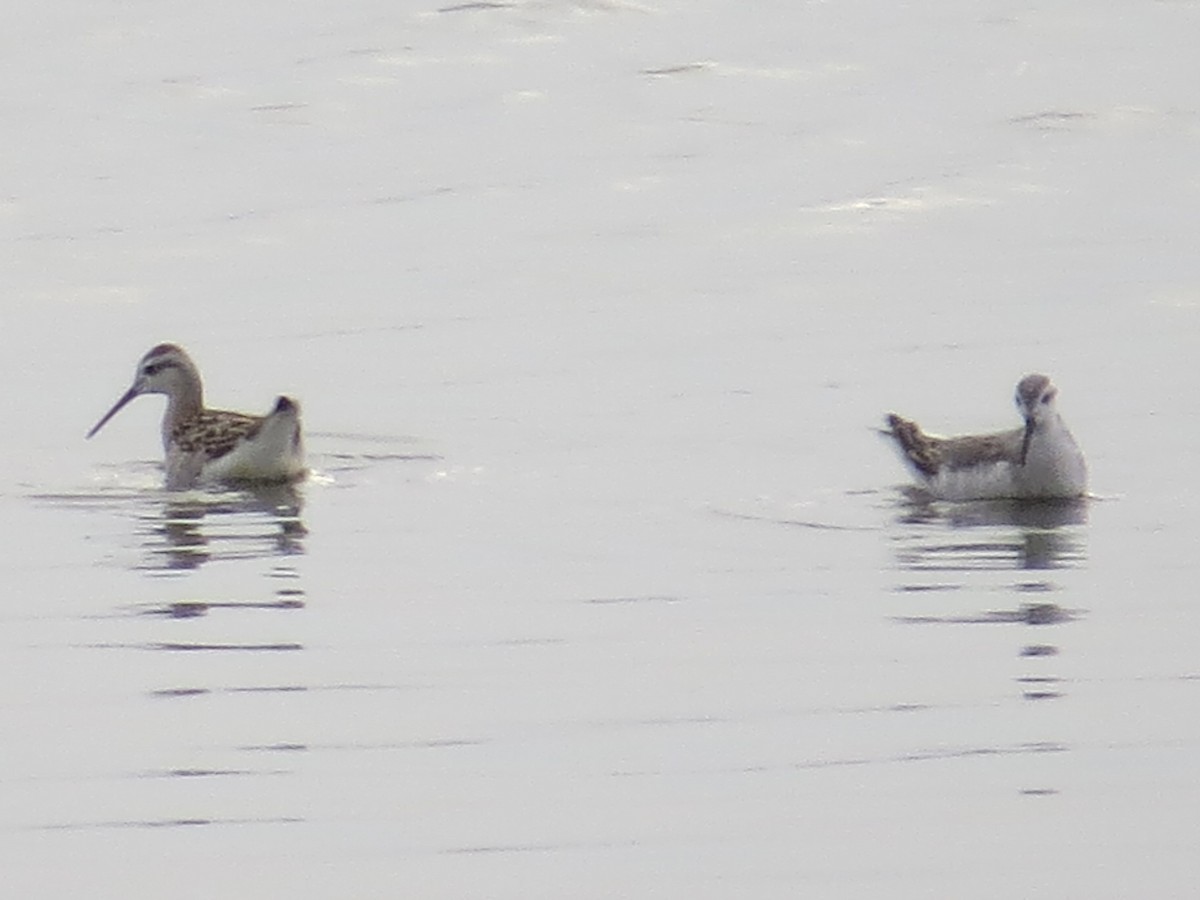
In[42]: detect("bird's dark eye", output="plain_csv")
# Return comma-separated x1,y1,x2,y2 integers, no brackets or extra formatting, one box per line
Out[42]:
1040,394,1051,405
145,363,161,375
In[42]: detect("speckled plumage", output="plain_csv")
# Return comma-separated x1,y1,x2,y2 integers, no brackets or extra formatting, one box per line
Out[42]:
887,415,1023,479
170,410,263,459
87,344,305,490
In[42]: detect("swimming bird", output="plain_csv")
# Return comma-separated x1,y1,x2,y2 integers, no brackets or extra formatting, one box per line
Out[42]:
885,373,1086,500
87,343,306,490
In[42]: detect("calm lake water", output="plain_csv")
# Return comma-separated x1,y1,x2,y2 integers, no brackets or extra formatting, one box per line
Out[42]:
3,1,1200,897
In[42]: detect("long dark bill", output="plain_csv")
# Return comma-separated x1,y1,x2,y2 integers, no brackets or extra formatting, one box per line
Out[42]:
1019,416,1035,465
86,386,139,439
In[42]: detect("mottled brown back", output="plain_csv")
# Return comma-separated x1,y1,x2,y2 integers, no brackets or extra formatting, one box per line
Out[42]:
887,414,1023,477
171,410,263,461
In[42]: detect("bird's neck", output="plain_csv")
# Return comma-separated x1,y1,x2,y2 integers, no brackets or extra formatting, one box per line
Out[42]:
161,380,204,448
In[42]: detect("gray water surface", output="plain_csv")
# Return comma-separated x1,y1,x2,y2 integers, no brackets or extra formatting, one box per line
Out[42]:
3,1,1200,897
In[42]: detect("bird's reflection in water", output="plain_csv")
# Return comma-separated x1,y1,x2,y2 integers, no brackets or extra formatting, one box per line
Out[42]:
890,493,1088,705
893,494,1087,571
141,482,306,571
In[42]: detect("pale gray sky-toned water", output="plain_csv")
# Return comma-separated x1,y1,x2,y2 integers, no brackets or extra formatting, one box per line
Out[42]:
3,2,1200,897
